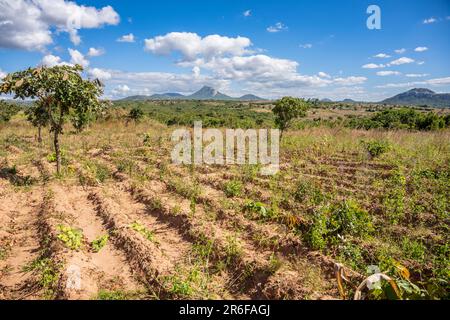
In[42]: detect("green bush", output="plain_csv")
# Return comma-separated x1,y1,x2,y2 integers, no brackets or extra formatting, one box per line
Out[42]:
223,180,243,198
362,140,391,158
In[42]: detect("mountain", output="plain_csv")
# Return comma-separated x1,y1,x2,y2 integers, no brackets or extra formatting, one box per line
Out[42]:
320,98,333,102
341,98,358,103
120,95,151,101
119,86,266,101
187,86,232,100
149,93,185,100
239,94,264,101
381,88,450,108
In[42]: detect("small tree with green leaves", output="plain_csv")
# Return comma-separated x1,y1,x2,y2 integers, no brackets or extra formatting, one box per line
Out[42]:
0,100,20,123
25,102,49,143
128,106,144,124
0,65,104,174
272,97,309,137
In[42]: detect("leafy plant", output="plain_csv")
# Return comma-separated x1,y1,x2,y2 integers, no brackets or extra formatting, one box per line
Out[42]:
243,200,273,219
128,107,144,123
130,221,157,243
362,140,391,158
223,180,243,198
91,234,109,253
57,225,83,251
23,256,60,299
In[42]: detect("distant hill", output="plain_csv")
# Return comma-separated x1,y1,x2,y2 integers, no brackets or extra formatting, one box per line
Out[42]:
187,86,232,100
320,98,333,102
239,94,265,101
341,98,357,103
119,86,265,101
381,88,450,108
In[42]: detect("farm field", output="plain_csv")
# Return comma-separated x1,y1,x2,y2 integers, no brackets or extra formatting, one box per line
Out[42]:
0,105,448,300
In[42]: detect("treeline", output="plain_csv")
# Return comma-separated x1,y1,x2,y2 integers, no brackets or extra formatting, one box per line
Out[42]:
347,108,450,130
114,100,273,129
0,100,21,123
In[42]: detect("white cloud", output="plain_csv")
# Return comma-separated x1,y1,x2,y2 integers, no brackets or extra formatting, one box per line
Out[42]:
405,73,429,78
186,54,299,81
374,53,391,58
192,66,201,78
243,10,251,17
376,77,450,88
68,48,89,68
0,0,119,51
414,46,428,52
395,48,406,54
144,32,252,61
88,68,111,81
333,76,367,86
423,17,437,24
362,63,385,69
117,33,135,42
266,22,288,33
111,84,130,96
87,47,105,57
318,72,331,78
299,43,312,49
99,31,368,99
389,57,415,65
40,54,71,67
417,61,425,65
0,68,7,78
376,71,401,76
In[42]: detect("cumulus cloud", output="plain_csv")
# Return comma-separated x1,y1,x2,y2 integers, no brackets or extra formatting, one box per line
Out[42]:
299,43,312,49
389,57,415,65
88,68,111,81
414,46,428,52
111,84,130,96
117,33,135,42
405,73,429,78
243,10,251,17
362,63,385,69
394,48,406,54
333,76,367,86
40,54,71,67
376,71,401,76
144,32,252,61
376,77,450,88
0,68,7,78
87,47,105,57
423,17,436,24
266,22,288,33
318,72,331,78
373,53,390,58
68,48,89,67
188,55,299,81
0,0,119,51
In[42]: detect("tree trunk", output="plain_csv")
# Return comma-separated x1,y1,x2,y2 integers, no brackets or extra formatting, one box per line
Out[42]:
37,126,42,144
53,130,61,174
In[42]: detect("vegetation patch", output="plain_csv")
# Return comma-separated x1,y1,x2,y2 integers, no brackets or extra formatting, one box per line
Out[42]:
56,225,84,251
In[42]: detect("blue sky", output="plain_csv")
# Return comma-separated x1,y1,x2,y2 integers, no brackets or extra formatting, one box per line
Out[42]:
0,0,449,101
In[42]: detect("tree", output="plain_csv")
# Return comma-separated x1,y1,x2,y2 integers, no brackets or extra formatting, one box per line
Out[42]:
25,101,49,143
128,106,144,124
0,65,104,174
272,97,309,137
0,100,20,123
